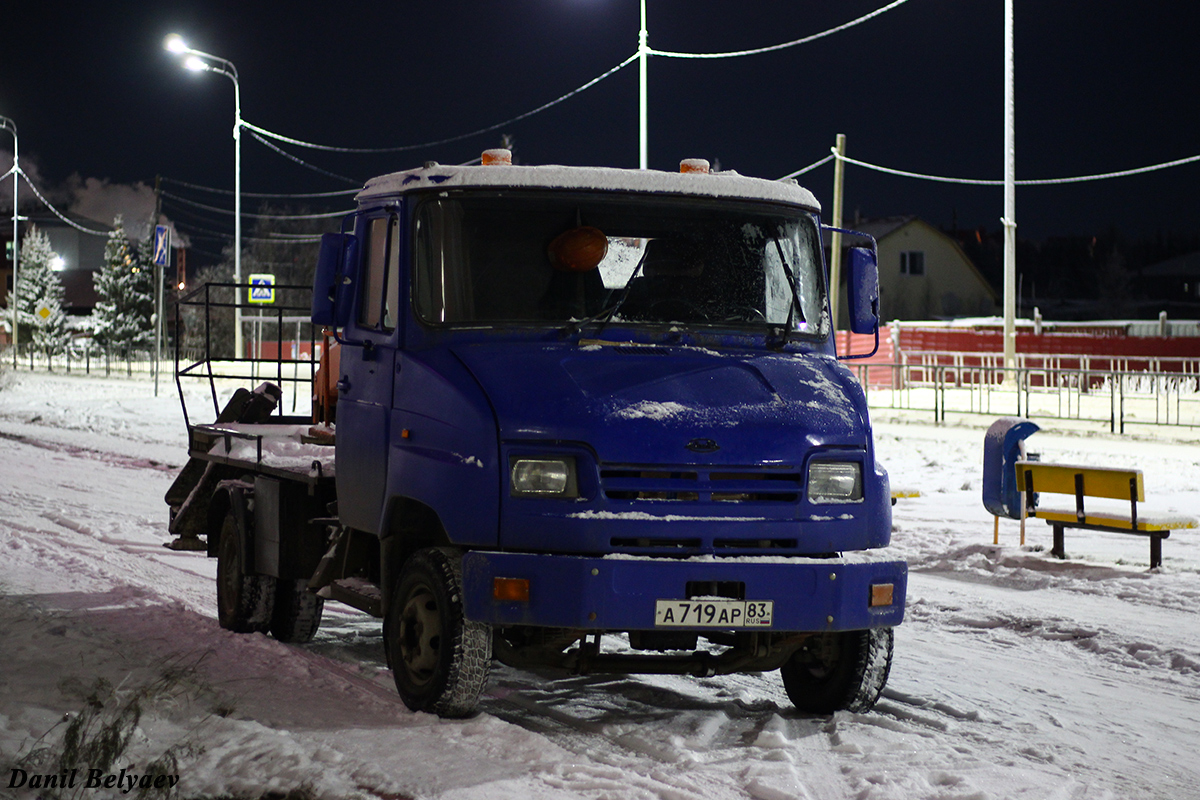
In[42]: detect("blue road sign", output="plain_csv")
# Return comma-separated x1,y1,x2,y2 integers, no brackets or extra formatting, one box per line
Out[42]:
154,225,170,267
248,273,276,304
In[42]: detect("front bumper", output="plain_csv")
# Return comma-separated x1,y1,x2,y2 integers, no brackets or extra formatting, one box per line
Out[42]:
462,550,906,632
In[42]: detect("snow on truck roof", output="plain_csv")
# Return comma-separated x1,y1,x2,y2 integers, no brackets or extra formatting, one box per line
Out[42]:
358,163,821,211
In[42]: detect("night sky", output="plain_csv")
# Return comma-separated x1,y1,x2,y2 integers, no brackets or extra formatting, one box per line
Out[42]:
2,1,1198,270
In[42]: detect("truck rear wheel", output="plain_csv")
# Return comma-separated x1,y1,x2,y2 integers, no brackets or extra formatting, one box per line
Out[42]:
216,508,275,633
270,579,324,643
780,627,893,714
384,548,491,717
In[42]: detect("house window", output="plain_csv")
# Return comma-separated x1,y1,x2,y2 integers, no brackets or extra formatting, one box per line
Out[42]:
900,251,925,276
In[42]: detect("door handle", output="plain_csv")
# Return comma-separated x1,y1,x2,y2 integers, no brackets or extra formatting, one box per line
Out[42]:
336,376,351,393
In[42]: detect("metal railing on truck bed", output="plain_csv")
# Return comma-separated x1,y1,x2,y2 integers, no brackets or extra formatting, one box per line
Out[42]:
174,281,324,430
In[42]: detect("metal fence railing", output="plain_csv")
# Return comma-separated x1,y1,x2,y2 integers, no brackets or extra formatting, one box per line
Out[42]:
854,361,1200,432
7,341,1199,434
3,343,168,379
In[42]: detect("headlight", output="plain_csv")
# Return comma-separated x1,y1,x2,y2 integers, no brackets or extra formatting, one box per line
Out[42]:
510,457,578,497
807,461,863,503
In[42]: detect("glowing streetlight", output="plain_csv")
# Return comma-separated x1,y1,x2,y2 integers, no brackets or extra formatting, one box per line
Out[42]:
50,256,65,271
165,33,245,359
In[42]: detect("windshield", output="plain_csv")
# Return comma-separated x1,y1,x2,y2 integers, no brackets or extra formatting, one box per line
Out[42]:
413,191,826,338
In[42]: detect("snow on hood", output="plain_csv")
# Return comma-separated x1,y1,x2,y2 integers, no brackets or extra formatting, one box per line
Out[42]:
359,163,820,210
453,342,866,465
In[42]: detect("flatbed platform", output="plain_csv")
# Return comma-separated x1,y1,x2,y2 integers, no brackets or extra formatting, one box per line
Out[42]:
188,421,336,484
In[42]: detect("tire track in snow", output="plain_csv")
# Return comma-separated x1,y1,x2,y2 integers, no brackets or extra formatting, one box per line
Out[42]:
480,668,857,800
0,428,181,472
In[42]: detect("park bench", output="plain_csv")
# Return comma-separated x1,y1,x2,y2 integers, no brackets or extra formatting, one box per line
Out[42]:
1014,461,1197,569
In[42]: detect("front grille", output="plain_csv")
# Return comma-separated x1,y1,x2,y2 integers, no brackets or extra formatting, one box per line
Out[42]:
614,346,672,356
601,466,801,503
610,536,702,550
713,538,797,550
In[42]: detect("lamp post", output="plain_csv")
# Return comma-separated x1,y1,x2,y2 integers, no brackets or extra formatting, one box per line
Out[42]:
1,116,17,366
1001,0,1017,378
165,34,244,359
638,0,648,170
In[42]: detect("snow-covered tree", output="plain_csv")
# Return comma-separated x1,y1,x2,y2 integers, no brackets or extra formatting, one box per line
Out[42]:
5,225,70,354
92,216,155,352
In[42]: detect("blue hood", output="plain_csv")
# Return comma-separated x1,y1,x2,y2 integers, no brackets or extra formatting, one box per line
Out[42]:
452,342,869,465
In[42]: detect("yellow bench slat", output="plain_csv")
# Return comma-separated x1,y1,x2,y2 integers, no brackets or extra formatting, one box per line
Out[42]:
1033,508,1198,532
1015,461,1145,502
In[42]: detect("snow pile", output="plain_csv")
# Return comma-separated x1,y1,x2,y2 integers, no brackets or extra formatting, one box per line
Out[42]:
1,371,1199,799
205,423,336,476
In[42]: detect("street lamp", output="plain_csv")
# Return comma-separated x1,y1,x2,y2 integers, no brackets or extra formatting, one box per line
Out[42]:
165,33,244,359
638,0,648,169
1001,0,1017,378
1,115,17,366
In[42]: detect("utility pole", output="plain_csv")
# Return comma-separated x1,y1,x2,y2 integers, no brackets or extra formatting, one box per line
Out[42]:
638,0,649,170
1002,0,1017,378
2,116,18,367
829,133,847,333
153,175,164,397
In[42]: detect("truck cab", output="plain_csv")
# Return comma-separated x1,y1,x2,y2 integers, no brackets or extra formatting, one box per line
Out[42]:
306,153,905,716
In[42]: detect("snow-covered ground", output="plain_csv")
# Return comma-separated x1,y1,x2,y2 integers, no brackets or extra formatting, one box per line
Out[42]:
1,369,1198,800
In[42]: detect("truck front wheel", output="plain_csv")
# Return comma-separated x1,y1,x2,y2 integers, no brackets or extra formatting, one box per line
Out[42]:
780,627,893,714
384,548,491,717
216,508,275,633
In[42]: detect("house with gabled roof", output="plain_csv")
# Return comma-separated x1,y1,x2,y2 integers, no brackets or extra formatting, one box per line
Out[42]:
837,216,999,325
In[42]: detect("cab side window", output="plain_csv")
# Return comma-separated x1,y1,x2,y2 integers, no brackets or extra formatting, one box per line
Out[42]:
359,215,401,330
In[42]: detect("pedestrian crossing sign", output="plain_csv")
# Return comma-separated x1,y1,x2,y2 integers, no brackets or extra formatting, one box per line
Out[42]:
248,273,275,304
154,225,171,267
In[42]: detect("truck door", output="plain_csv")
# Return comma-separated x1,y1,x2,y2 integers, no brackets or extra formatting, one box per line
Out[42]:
336,212,401,534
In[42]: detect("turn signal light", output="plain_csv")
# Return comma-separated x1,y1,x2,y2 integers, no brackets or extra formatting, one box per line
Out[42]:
493,577,530,602
869,583,894,608
679,158,710,174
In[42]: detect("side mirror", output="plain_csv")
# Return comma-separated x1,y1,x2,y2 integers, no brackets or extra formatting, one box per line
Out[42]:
311,233,359,328
847,246,880,335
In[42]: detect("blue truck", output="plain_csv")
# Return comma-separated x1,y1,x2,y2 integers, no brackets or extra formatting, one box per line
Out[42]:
167,152,906,718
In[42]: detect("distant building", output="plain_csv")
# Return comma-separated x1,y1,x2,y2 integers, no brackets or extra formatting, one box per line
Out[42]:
1142,251,1200,314
838,216,999,325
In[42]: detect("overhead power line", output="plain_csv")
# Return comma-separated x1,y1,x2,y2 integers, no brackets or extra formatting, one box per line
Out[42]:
161,189,351,220
242,53,640,154
777,154,835,181
651,0,911,59
16,167,109,236
172,220,324,246
247,130,363,184
161,176,357,199
239,3,906,155
830,150,1200,186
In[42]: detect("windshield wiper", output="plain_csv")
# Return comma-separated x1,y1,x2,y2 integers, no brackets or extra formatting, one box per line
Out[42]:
561,247,651,340
767,236,806,349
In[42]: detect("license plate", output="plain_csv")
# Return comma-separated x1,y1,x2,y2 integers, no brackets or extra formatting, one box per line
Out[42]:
654,599,773,628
